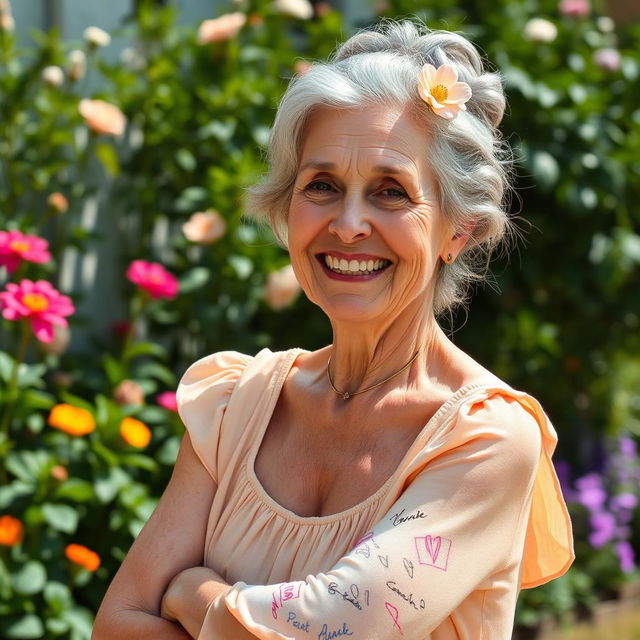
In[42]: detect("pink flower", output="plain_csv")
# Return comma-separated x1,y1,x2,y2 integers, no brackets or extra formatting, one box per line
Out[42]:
264,264,300,310
0,279,74,343
78,99,126,136
197,13,246,44
594,48,621,72
126,260,179,300
157,391,178,412
417,63,472,121
182,210,226,244
559,0,590,17
0,230,51,273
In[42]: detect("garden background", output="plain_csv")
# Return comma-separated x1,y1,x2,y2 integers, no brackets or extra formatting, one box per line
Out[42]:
1,0,639,638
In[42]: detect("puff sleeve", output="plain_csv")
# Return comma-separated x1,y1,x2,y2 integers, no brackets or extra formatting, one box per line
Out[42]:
199,390,573,640
176,351,252,483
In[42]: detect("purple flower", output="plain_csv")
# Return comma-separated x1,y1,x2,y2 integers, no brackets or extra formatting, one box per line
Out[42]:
588,510,616,547
615,541,636,573
619,437,637,460
575,472,603,490
594,48,621,72
611,492,638,511
577,486,608,512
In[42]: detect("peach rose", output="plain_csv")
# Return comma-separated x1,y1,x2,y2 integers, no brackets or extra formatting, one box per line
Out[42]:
113,379,145,406
182,210,227,244
264,264,301,310
197,13,246,45
78,99,126,137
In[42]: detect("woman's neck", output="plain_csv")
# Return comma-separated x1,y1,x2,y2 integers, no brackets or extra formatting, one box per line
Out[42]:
327,302,446,398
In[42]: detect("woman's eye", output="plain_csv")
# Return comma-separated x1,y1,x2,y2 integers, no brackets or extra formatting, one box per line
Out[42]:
306,180,334,193
379,187,408,199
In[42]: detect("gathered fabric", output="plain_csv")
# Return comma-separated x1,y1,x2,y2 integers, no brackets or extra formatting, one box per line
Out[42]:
176,348,575,639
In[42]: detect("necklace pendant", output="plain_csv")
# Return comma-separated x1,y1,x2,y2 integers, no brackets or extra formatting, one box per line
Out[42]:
343,391,351,400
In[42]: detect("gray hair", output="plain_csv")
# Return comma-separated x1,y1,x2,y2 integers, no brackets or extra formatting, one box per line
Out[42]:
246,19,515,315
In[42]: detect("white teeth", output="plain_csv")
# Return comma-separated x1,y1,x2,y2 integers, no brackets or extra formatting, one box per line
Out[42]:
323,255,389,275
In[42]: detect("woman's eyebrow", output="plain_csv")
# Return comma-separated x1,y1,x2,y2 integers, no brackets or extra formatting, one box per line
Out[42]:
298,160,414,177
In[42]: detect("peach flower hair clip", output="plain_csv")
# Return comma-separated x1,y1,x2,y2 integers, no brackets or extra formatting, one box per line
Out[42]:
417,63,472,120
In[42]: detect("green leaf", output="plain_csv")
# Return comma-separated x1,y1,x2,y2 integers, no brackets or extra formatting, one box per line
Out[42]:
156,435,181,465
176,148,196,171
45,618,69,636
43,581,73,616
532,151,559,189
120,453,159,473
16,363,47,389
6,450,53,484
94,466,130,503
0,351,14,383
228,255,253,280
41,503,79,534
123,341,167,361
103,354,126,386
1,614,44,639
178,267,210,293
95,142,120,177
53,479,95,502
61,605,94,637
12,561,47,595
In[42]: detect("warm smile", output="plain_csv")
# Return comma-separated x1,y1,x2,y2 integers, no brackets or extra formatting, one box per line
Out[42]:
316,253,392,280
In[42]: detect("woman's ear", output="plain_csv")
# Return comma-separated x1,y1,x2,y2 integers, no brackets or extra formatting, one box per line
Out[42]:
442,219,476,263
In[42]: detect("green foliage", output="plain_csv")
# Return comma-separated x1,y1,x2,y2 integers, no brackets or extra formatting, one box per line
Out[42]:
0,0,639,636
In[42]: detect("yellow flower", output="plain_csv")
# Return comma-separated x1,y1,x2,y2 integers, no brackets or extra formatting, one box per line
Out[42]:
48,404,96,436
0,515,23,547
119,417,151,448
65,543,100,571
417,63,472,121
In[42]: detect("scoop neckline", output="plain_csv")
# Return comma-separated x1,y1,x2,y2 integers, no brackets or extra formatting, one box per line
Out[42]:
244,348,500,526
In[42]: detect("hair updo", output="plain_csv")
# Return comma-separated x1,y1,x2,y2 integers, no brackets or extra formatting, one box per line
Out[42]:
246,19,515,315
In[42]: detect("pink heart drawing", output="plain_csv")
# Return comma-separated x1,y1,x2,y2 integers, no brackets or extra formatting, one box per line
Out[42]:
424,535,442,563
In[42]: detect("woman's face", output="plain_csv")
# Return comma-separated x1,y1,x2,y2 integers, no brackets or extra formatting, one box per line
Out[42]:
287,104,459,326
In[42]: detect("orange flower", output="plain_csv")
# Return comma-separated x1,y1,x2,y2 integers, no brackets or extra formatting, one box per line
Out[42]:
119,417,151,448
65,543,100,571
0,515,23,546
78,99,126,136
48,404,96,436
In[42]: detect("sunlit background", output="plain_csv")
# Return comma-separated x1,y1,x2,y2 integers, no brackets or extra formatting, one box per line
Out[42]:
0,0,639,638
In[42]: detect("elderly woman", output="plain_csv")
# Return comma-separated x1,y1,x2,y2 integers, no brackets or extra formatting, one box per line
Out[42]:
93,19,574,640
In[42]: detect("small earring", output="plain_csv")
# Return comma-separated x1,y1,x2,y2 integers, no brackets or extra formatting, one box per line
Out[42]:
446,253,453,263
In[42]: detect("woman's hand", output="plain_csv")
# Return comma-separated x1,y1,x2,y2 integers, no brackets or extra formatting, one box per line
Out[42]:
160,567,230,638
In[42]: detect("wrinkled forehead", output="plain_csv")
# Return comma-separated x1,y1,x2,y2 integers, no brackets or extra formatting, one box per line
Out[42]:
298,104,434,178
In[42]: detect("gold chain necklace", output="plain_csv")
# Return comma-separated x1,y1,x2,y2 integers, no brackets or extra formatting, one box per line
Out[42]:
326,349,421,400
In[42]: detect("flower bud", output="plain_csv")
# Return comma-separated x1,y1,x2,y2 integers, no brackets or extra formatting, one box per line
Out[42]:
523,18,558,43
47,192,69,214
50,465,69,482
68,49,86,82
83,26,111,48
40,325,71,356
41,65,64,87
113,379,145,406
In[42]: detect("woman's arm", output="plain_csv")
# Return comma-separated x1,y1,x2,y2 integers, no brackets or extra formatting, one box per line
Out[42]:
92,433,217,640
195,394,545,640
160,567,257,639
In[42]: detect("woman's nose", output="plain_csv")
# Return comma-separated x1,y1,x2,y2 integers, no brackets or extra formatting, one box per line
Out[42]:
327,196,371,243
